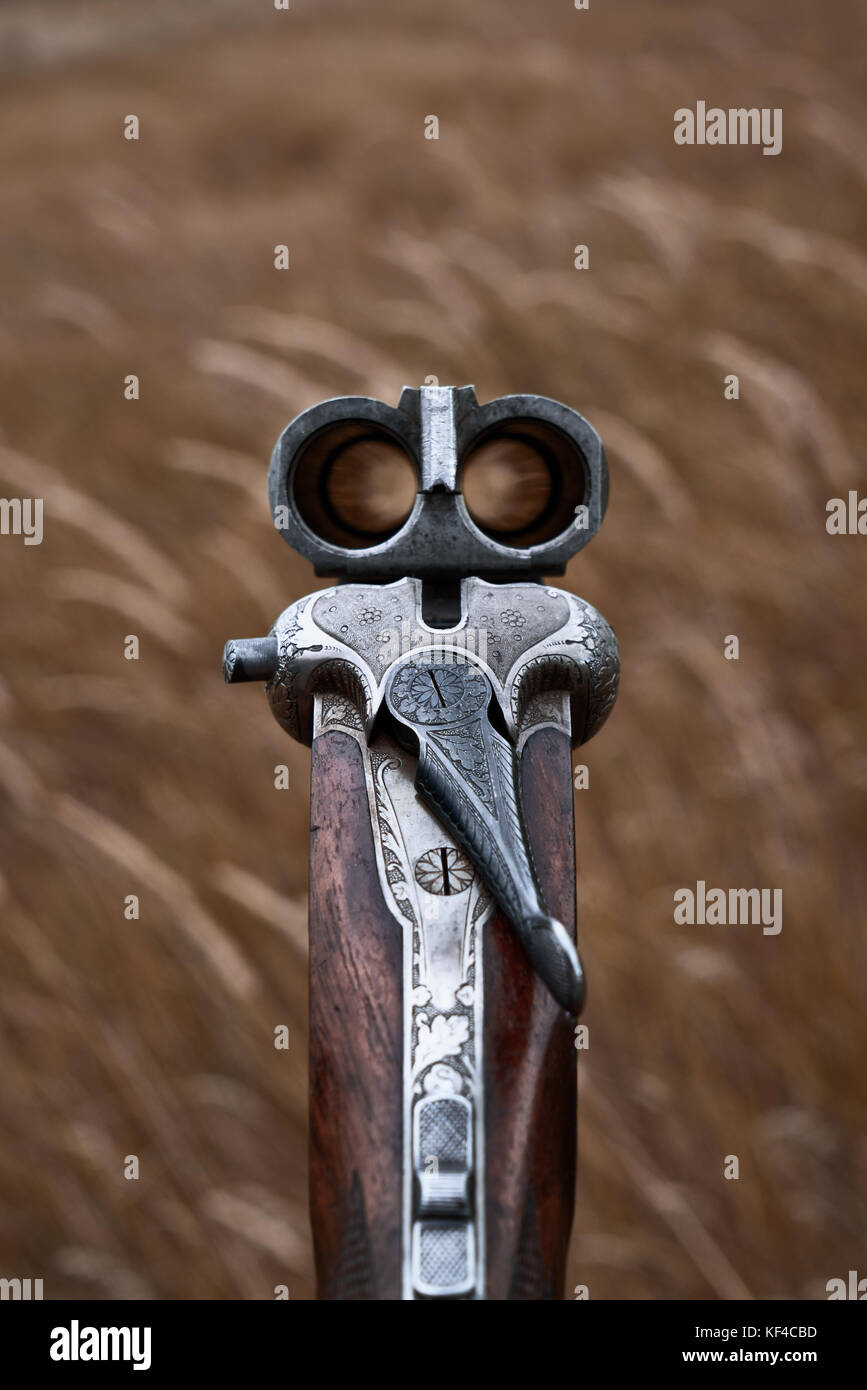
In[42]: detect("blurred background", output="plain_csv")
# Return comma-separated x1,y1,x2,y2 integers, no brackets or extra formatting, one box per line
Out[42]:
0,0,864,1300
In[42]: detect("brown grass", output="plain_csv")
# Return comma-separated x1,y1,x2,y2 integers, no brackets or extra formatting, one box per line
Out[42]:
0,0,864,1300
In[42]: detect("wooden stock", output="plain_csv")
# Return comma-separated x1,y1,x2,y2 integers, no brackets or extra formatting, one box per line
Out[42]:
308,729,402,1300
483,726,577,1300
308,723,577,1301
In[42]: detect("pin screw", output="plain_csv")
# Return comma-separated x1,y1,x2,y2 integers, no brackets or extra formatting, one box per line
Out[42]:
223,637,279,684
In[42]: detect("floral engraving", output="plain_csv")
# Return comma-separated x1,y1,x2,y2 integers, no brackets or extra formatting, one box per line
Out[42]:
500,608,527,628
413,1012,471,1076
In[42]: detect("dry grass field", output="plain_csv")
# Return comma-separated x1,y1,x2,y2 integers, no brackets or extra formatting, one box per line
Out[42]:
0,0,864,1299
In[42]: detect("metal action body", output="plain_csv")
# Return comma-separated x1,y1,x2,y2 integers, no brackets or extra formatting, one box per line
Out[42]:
224,385,619,1300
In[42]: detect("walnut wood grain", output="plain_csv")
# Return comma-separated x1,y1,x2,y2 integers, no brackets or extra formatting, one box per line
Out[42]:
484,724,577,1301
308,728,402,1300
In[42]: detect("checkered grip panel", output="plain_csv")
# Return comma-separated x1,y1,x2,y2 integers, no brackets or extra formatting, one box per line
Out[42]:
418,1223,470,1290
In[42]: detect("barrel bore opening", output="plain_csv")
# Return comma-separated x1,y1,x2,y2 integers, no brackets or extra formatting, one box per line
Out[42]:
292,423,417,549
460,420,588,547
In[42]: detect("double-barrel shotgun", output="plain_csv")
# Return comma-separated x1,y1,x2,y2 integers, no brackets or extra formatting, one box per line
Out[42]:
223,385,619,1300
